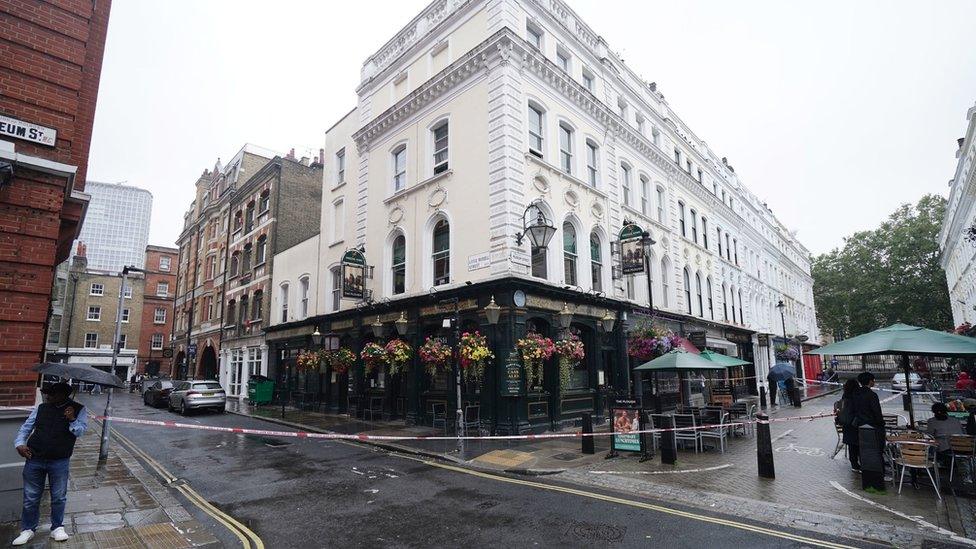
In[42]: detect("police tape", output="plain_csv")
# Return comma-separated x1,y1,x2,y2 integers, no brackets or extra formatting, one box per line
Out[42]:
64,410,838,442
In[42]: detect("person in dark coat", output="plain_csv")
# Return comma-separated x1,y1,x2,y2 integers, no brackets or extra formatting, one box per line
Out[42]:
842,372,885,475
766,374,778,408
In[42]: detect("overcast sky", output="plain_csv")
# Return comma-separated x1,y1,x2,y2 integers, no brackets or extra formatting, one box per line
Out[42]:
86,0,976,256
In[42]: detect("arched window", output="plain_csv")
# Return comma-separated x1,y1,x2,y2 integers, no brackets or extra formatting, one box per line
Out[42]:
226,300,236,327
252,290,263,321
255,235,267,265
717,226,723,256
432,219,450,286
702,217,709,249
695,272,703,317
590,231,602,293
678,201,686,237
528,103,545,158
230,252,239,278
259,189,270,213
392,234,406,295
299,277,310,318
730,287,737,324
239,295,249,328
242,244,252,272
690,208,698,243
245,201,255,232
330,266,341,311
661,257,670,308
683,268,692,315
563,222,578,286
392,145,407,192
706,277,714,319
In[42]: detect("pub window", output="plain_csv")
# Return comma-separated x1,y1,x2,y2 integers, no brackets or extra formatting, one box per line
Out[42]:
432,219,450,286
392,234,406,295
563,222,577,286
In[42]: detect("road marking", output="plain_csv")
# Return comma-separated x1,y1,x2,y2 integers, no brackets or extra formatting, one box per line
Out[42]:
829,481,975,547
771,429,794,443
404,456,855,548
0,461,24,469
774,443,825,457
98,418,263,549
588,464,734,475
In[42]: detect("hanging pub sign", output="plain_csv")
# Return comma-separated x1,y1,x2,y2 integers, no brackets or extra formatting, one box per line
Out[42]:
341,248,367,300
618,223,646,275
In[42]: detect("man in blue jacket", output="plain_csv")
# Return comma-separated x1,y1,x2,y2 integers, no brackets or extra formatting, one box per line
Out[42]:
11,382,88,545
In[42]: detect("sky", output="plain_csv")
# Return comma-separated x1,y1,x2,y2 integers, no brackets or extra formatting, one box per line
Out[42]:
86,0,976,256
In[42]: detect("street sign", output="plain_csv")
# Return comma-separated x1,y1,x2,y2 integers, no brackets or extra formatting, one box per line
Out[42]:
341,249,367,300
618,223,646,275
0,114,57,147
501,356,523,397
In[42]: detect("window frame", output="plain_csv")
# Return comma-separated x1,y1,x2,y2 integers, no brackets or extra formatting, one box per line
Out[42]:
84,333,98,349
526,21,543,50
621,163,632,206
335,148,346,184
558,122,574,175
151,333,164,350
562,221,578,286
153,307,166,324
678,201,686,237
432,218,451,286
391,234,406,296
585,140,599,187
392,144,407,192
431,120,450,175
299,276,310,319
528,104,545,159
280,284,289,323
89,283,103,296
589,231,603,293
86,306,101,321
256,235,267,265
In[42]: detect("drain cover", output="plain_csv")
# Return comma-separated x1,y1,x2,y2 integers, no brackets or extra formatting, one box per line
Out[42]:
550,452,583,462
246,435,290,448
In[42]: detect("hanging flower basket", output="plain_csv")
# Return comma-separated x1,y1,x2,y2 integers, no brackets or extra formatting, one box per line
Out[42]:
626,320,679,361
327,348,356,375
360,342,388,373
419,337,452,377
517,332,554,388
774,344,799,361
296,350,321,372
459,331,493,383
384,338,413,376
554,334,585,391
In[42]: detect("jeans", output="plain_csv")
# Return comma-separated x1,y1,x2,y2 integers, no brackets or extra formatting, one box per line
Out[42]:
21,457,70,531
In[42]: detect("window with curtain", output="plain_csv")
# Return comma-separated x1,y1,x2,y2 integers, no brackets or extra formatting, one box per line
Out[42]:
590,232,602,293
392,235,406,295
528,105,544,158
432,121,449,174
432,219,450,286
563,222,577,286
683,268,692,314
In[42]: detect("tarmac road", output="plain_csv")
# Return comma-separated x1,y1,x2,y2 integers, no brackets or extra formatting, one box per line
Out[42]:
78,392,873,548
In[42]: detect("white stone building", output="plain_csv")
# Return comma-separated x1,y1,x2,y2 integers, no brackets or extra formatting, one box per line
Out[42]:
939,102,976,327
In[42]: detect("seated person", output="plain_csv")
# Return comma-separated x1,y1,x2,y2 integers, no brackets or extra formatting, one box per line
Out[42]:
926,402,963,462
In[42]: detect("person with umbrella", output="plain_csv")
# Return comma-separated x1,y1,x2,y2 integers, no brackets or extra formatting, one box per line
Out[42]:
767,362,795,408
11,382,88,545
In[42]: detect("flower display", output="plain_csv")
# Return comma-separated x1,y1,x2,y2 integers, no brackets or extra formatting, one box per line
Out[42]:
384,339,413,376
626,320,679,360
327,348,356,375
296,350,321,372
459,331,494,383
360,342,387,373
517,332,554,387
419,337,453,377
774,344,799,361
554,334,585,391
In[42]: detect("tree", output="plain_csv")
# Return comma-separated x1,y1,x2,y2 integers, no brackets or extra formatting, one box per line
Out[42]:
812,194,952,339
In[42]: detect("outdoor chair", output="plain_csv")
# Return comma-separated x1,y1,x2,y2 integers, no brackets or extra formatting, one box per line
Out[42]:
893,440,942,501
700,412,730,453
733,404,755,438
463,405,481,434
949,434,976,484
431,402,448,433
672,413,700,453
364,396,384,421
646,414,666,453
711,394,733,408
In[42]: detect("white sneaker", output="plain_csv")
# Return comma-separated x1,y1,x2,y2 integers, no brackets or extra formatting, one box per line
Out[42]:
11,530,34,546
50,527,69,542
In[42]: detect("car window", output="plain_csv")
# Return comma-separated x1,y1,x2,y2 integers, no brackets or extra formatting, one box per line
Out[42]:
152,382,160,389
160,381,173,389
176,382,189,391
192,382,223,390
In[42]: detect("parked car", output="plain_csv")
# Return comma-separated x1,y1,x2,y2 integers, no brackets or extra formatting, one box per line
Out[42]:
143,380,175,407
892,372,924,392
168,380,226,415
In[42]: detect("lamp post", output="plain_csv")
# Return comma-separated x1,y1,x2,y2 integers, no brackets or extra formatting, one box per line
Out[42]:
599,309,617,418
514,201,557,250
775,300,787,340
484,296,502,434
100,265,144,461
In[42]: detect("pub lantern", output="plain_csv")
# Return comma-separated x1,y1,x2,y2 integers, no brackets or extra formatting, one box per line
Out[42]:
484,296,502,326
394,312,409,336
600,309,616,333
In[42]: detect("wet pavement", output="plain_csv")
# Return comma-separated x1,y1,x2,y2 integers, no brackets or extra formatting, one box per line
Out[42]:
86,391,875,548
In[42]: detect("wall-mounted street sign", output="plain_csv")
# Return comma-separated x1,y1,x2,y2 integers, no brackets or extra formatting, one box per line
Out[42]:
341,249,367,300
618,223,646,275
467,252,491,272
0,114,56,147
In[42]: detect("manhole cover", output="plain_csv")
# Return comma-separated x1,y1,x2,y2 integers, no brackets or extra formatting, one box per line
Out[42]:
245,435,290,448
551,452,583,462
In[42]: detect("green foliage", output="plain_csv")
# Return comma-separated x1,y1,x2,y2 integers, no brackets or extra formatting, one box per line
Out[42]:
812,194,952,338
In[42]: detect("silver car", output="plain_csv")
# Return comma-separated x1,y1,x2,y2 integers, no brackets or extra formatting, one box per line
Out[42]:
891,373,924,392
168,380,226,415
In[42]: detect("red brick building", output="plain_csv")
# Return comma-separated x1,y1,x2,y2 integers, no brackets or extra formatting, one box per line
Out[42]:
137,245,176,377
0,0,113,404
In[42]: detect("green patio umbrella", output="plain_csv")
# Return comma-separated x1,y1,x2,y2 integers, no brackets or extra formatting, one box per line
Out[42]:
698,350,751,367
634,350,728,371
807,323,976,426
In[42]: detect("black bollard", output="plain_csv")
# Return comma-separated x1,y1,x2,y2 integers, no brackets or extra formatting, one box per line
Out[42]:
902,392,911,413
581,412,595,455
756,413,775,479
791,386,802,408
759,386,768,410
858,425,885,491
660,414,676,465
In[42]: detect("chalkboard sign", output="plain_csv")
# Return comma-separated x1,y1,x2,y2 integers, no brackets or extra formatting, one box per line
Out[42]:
501,357,523,397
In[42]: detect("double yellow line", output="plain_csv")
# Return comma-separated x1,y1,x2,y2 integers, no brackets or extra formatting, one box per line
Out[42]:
103,423,264,549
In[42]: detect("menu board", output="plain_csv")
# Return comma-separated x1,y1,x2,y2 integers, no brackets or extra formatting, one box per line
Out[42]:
502,359,523,397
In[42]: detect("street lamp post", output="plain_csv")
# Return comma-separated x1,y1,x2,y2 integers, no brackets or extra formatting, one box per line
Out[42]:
100,265,144,461
484,296,501,434
776,300,787,340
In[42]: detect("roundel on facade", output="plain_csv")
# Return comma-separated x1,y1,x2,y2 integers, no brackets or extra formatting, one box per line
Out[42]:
388,206,404,225
428,188,447,208
564,190,579,209
533,175,550,193
591,201,604,219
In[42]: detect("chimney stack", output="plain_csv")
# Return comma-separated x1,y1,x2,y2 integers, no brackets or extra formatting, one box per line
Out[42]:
319,148,325,166
959,138,966,149
300,156,310,166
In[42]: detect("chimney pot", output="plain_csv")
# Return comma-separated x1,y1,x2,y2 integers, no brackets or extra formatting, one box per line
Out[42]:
958,137,966,148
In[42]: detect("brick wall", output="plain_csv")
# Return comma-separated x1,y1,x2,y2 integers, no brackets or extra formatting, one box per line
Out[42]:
138,246,176,375
0,0,113,404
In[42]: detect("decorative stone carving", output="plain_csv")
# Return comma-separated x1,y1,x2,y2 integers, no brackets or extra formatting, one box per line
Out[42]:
388,206,404,225
428,187,447,208
564,190,579,209
533,175,550,193
591,201,604,220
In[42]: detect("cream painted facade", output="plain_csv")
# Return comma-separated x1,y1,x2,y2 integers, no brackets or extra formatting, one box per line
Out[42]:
939,102,976,327
308,0,819,350
272,234,321,325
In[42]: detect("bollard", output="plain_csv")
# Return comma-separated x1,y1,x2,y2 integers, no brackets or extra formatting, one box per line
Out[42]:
858,424,885,491
581,412,595,455
902,392,911,413
790,386,802,408
759,386,767,410
660,414,676,465
756,413,775,479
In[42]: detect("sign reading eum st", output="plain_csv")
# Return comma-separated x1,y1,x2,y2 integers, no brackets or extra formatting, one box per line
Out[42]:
0,114,57,147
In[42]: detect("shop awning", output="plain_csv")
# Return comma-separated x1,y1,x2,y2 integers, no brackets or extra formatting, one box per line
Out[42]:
705,336,738,352
698,350,751,367
634,350,726,372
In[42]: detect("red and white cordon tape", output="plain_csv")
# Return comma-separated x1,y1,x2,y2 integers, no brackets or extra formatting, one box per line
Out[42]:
72,411,838,442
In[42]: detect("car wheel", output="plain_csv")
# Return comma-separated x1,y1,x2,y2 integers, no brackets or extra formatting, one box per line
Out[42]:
180,400,188,416
167,399,174,412
143,393,149,405
217,406,225,414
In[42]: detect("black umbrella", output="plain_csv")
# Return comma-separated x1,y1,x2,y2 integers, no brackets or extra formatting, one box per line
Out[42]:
33,362,124,388
768,363,796,383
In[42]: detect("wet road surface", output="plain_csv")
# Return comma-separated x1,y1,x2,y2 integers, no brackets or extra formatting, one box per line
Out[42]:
79,392,871,548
